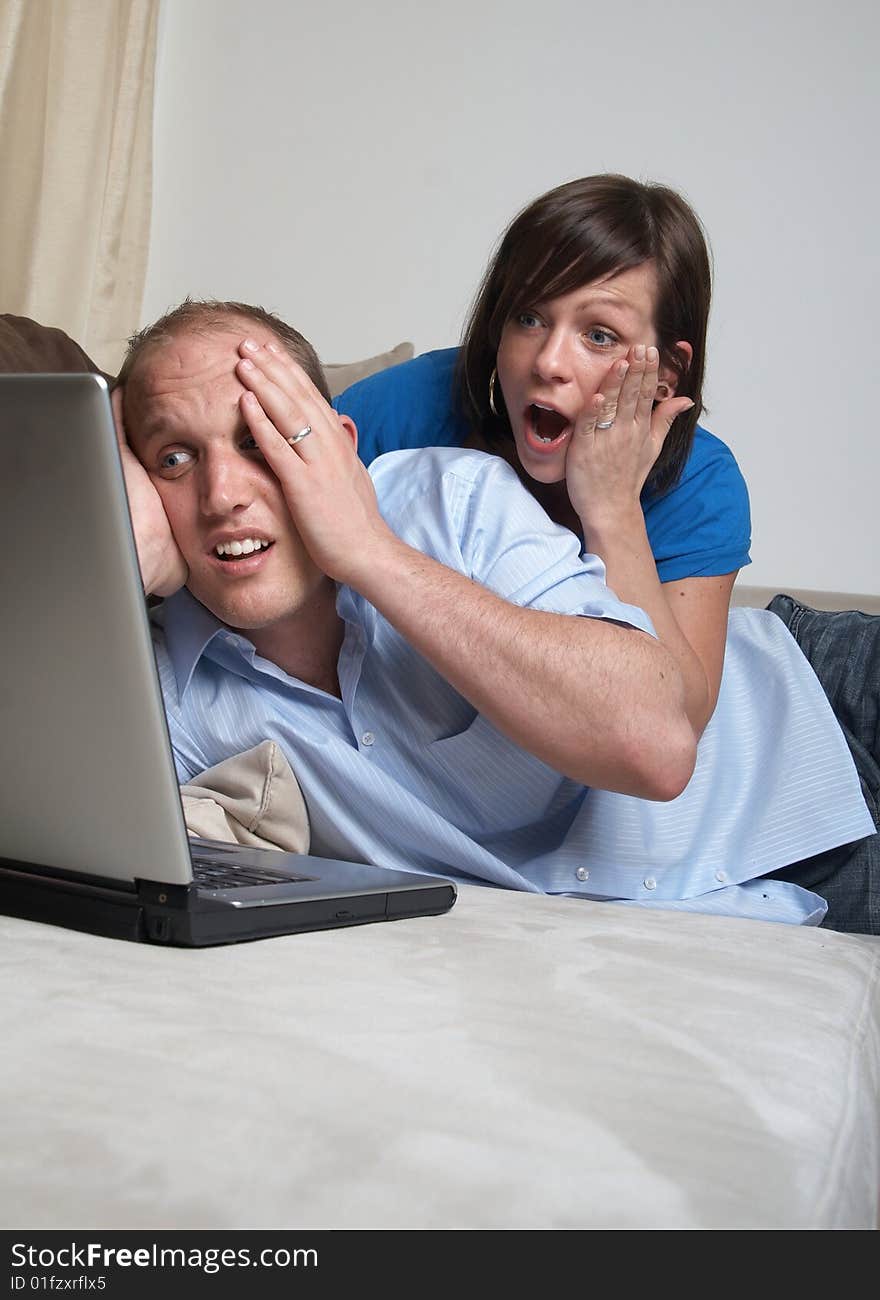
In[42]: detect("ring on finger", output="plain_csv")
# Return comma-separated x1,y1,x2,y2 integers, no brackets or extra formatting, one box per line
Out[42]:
287,424,312,446
595,402,617,430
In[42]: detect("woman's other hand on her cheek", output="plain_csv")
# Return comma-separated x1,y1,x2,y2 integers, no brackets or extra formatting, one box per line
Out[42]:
566,345,693,535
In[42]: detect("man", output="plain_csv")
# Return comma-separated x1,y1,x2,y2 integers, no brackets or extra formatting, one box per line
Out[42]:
115,299,696,895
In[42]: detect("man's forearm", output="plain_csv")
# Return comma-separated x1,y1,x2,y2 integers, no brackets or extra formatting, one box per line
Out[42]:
352,537,697,800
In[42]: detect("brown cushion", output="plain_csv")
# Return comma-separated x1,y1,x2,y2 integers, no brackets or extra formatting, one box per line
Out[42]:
0,314,111,379
323,341,414,398
0,315,412,398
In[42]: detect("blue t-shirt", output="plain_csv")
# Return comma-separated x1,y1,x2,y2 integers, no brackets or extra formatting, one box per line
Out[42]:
333,346,751,582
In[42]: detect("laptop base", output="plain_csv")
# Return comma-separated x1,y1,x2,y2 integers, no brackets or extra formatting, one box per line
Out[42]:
0,857,456,947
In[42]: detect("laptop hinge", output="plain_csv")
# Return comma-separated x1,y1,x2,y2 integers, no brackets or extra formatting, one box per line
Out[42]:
0,856,138,899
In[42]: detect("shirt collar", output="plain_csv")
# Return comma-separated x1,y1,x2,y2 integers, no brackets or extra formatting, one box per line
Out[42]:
156,587,226,699
156,584,367,700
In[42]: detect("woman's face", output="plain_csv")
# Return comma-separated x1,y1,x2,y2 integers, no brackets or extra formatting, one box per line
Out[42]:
495,262,668,484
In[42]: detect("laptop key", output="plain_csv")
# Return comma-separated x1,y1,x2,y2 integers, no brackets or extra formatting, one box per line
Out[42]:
191,858,312,889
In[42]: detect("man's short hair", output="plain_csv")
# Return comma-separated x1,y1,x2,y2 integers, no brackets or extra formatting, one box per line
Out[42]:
115,297,331,401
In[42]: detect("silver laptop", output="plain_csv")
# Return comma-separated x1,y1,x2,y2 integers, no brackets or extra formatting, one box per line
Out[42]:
0,373,456,945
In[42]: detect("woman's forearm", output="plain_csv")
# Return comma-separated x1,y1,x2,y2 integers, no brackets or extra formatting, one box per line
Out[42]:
584,508,722,736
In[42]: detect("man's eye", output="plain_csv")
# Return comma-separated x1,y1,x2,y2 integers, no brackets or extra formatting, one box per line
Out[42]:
159,449,192,471
240,434,260,452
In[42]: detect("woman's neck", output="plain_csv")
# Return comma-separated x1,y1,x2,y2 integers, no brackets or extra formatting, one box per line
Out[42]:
525,476,582,536
476,435,581,536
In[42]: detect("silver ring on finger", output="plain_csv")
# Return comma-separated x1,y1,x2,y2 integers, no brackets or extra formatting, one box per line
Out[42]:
595,417,615,430
287,424,312,446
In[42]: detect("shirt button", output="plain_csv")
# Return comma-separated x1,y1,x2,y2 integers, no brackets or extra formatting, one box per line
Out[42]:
575,867,589,882
715,869,728,883
361,732,375,747
644,876,657,891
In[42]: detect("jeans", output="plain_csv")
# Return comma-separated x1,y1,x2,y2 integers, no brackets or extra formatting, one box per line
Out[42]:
765,594,880,935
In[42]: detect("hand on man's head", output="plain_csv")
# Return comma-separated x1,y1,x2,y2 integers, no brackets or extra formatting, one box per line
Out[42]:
234,339,396,590
111,384,188,598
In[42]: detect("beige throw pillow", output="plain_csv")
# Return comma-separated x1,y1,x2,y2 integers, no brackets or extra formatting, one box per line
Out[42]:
323,341,414,398
180,740,310,854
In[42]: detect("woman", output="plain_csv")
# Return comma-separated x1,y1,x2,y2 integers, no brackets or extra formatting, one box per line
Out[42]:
334,175,879,933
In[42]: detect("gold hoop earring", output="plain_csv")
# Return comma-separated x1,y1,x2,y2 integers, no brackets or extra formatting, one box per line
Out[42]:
489,367,500,417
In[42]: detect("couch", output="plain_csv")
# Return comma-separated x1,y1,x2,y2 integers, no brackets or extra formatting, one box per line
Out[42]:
1,315,878,1230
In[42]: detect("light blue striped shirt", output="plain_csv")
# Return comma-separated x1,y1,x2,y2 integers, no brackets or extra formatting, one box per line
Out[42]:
152,447,873,926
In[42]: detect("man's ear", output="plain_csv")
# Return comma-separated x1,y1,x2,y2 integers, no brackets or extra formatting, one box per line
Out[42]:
337,412,358,453
111,384,127,446
657,341,693,398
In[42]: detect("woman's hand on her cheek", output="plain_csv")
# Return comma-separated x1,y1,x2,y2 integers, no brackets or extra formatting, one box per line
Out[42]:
565,345,693,534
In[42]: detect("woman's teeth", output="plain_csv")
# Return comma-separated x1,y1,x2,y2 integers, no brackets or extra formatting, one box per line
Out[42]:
530,404,568,443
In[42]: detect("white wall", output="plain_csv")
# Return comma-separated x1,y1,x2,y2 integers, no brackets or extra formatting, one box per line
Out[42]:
143,0,879,594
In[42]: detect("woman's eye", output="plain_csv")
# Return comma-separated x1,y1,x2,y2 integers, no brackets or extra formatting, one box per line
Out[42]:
159,449,192,472
585,327,617,347
517,311,542,329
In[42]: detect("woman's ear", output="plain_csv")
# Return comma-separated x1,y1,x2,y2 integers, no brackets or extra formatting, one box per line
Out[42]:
657,340,693,398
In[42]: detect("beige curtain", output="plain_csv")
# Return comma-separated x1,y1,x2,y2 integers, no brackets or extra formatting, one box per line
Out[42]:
0,0,158,373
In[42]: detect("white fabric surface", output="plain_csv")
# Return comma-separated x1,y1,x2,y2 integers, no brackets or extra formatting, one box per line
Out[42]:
2,889,878,1230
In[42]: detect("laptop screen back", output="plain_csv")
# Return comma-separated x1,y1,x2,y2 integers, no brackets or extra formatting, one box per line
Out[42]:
0,374,194,885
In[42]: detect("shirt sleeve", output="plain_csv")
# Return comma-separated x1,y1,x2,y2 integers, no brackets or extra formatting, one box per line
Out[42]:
370,446,657,637
643,427,752,582
339,355,752,584
332,348,466,464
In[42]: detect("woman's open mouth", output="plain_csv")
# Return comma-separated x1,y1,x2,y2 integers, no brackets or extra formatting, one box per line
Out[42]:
523,403,572,454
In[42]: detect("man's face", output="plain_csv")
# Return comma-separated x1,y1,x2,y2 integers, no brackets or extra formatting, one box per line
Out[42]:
125,323,330,633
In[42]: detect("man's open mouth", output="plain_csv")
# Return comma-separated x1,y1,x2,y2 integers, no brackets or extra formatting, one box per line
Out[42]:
214,538,274,561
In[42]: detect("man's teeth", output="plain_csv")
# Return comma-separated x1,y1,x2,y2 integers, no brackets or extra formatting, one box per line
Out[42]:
215,538,271,558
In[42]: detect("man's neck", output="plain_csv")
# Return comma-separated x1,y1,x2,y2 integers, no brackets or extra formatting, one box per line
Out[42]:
247,581,346,696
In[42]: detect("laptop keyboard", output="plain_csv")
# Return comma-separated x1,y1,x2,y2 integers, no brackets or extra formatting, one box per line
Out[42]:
191,857,312,889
